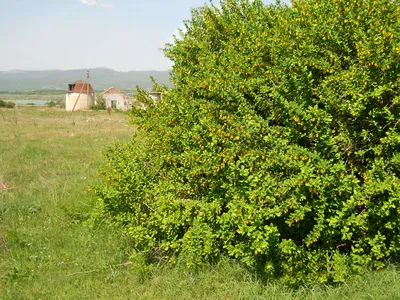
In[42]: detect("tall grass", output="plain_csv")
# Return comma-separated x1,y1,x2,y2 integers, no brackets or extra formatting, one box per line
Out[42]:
0,107,136,299
0,107,399,299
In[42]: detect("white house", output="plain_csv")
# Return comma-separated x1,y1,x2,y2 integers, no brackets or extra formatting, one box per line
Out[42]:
102,87,131,110
65,80,95,111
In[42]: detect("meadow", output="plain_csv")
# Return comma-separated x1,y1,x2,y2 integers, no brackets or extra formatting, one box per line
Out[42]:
1,107,400,299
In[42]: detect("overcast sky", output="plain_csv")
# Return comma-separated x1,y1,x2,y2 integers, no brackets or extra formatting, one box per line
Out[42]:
0,0,282,72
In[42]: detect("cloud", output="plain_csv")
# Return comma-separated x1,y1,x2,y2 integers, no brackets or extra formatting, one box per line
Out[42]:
80,0,114,8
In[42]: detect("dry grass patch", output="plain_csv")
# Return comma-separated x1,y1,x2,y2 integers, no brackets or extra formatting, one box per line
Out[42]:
0,176,10,192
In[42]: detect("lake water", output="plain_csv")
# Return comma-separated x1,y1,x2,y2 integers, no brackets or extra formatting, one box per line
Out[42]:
12,100,50,105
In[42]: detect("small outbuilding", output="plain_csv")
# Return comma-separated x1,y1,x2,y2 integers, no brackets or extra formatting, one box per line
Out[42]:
148,92,162,100
102,87,131,110
66,80,95,111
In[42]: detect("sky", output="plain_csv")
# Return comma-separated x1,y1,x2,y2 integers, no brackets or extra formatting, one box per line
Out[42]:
0,0,281,72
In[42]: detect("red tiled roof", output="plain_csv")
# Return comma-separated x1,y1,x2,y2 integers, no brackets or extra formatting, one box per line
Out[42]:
102,87,129,99
67,80,94,94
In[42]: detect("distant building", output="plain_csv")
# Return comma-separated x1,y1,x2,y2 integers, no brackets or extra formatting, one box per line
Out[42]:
66,80,95,111
131,91,163,110
148,92,162,100
102,87,131,111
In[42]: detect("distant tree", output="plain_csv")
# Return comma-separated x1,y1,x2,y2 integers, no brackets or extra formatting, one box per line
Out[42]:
0,100,16,108
91,94,106,110
46,100,56,107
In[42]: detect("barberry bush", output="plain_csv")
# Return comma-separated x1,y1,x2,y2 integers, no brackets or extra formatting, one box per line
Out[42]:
93,0,400,284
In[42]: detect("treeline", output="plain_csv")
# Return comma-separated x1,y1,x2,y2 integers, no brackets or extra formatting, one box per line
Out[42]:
0,89,66,95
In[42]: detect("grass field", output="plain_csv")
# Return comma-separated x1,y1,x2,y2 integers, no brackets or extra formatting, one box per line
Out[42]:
1,107,400,299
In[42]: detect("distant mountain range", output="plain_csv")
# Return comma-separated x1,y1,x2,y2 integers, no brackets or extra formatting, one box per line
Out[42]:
0,68,172,91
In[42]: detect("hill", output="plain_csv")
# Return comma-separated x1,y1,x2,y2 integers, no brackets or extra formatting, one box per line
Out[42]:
0,68,172,91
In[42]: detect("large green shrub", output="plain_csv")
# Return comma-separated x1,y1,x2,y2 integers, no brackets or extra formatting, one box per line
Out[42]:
94,0,400,284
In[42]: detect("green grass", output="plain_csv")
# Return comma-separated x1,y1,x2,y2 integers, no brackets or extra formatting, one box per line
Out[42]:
0,107,135,299
1,107,400,299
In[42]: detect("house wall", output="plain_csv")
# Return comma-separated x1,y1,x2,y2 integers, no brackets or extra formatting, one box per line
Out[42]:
66,93,94,111
104,93,129,110
149,92,162,100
